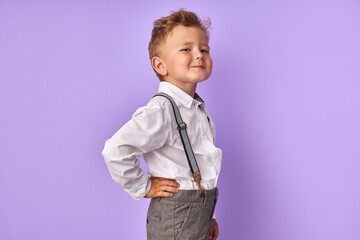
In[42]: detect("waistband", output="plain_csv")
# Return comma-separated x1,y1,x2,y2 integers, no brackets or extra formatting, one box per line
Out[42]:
156,187,218,202
175,178,216,190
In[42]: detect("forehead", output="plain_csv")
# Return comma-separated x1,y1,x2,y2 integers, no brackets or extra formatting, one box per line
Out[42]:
165,25,209,47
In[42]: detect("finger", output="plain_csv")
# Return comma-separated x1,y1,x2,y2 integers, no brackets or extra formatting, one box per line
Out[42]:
159,186,179,193
159,179,180,187
208,226,214,239
156,191,173,198
214,221,219,238
157,177,176,182
152,177,180,188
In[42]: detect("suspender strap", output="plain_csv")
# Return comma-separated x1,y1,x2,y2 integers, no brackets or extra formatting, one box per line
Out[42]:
153,92,204,197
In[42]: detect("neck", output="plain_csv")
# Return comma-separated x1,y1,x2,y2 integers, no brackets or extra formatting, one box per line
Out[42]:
164,80,197,98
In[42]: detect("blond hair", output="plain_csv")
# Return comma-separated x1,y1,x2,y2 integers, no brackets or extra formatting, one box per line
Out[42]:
148,9,211,81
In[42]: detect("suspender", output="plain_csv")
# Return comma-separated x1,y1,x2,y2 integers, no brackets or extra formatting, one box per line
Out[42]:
153,92,205,197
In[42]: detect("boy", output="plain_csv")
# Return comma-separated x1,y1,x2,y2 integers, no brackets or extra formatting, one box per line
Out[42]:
102,9,222,240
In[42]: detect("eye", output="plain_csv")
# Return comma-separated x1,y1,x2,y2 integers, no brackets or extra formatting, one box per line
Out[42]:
181,48,191,52
201,49,209,53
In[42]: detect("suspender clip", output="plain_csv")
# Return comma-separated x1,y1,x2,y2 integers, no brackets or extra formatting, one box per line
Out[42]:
177,122,187,130
193,172,205,198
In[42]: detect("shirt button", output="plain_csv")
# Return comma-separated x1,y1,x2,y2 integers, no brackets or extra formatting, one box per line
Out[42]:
202,130,206,136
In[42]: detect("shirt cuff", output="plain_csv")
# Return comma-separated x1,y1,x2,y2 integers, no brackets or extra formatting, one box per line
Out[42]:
124,173,151,200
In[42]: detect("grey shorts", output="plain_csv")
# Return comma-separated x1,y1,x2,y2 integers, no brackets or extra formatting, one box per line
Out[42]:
146,187,218,240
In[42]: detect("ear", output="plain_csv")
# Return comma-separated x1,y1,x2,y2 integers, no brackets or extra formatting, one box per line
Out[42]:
151,56,167,76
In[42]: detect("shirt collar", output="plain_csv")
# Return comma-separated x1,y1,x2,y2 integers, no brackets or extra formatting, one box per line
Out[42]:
158,81,206,109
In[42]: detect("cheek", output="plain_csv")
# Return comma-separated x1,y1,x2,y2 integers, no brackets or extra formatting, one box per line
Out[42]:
185,54,194,62
169,57,189,74
207,57,213,69
177,55,192,67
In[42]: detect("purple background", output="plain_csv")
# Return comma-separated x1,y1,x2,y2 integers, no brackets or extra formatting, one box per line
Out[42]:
1,0,359,239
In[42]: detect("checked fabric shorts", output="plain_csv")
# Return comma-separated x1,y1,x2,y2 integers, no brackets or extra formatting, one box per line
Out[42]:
146,187,218,240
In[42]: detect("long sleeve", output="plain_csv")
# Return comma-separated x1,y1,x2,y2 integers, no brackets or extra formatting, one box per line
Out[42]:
102,99,171,200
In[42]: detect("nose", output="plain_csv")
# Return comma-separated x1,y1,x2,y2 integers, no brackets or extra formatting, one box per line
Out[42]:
194,50,204,60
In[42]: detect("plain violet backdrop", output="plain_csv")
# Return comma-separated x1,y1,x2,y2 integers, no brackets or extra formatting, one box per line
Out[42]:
1,0,359,239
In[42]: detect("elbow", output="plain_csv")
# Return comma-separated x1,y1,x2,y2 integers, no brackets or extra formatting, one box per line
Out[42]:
102,139,113,164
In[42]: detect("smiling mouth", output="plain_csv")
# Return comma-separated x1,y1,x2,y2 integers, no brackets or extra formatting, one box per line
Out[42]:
192,65,205,69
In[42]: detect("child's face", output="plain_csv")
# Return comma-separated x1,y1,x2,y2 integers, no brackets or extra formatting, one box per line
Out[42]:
159,25,212,85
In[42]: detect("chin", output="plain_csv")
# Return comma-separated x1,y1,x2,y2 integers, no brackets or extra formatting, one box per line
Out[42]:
188,75,211,83
196,76,211,83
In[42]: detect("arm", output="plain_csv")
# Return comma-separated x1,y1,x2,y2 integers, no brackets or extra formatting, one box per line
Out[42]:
208,219,219,240
102,100,172,200
209,205,219,240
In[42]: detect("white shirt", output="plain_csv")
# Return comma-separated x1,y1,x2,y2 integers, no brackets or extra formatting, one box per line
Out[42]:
102,81,222,201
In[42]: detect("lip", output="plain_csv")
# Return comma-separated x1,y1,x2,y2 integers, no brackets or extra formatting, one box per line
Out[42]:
191,65,205,69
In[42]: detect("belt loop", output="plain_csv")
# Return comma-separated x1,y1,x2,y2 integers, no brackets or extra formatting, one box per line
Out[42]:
203,190,206,205
214,188,218,204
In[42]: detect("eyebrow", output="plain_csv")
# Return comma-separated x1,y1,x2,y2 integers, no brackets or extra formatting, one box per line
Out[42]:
181,42,210,48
